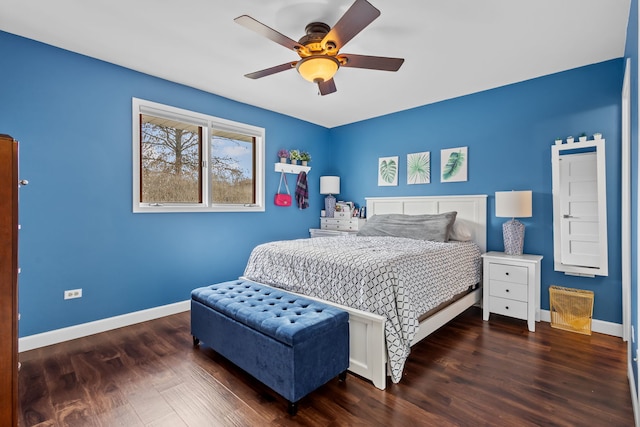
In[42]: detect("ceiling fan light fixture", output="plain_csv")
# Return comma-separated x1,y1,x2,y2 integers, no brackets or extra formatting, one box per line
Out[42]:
296,56,339,83
236,0,402,93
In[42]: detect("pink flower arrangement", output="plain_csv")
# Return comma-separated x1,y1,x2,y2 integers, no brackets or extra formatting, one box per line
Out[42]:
277,149,289,159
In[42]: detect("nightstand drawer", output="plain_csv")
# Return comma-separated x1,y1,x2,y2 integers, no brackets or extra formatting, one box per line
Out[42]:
489,296,528,320
333,211,351,219
489,263,528,285
489,281,528,302
321,218,364,231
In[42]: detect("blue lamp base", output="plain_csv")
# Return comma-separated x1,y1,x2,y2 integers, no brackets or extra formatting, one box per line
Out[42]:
503,219,525,255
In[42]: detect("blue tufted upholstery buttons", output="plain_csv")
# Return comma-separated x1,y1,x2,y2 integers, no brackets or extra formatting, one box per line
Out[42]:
191,280,348,346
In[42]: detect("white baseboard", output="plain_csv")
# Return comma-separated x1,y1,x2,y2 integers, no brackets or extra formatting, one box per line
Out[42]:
19,300,191,352
539,309,623,337
18,304,623,352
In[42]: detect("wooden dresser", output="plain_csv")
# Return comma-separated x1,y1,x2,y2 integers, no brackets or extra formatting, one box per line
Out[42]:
0,134,19,426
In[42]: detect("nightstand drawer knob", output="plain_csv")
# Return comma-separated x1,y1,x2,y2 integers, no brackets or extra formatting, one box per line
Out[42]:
505,306,509,310
505,272,510,276
506,289,510,292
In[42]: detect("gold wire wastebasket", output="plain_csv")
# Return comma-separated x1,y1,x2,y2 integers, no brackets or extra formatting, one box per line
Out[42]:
549,286,594,335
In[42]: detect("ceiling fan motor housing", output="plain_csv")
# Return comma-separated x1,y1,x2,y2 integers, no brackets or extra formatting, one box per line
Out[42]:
298,22,336,56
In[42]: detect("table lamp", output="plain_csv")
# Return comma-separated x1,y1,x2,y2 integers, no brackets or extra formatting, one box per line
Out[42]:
320,176,340,218
495,190,532,255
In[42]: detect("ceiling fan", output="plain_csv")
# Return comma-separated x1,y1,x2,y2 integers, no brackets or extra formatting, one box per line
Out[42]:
234,0,404,95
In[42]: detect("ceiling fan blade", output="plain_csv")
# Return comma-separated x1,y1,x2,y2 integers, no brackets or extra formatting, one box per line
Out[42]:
339,54,404,71
321,0,380,51
318,79,337,96
245,62,297,79
235,15,305,52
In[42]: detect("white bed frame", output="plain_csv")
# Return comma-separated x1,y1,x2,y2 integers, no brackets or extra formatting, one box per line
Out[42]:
327,195,487,390
249,195,488,390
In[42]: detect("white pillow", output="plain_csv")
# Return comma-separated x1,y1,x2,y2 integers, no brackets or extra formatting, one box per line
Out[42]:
449,219,472,241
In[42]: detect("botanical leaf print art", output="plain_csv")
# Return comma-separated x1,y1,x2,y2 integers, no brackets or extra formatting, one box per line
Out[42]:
407,152,430,184
442,151,464,180
440,147,468,182
378,156,398,186
380,159,397,183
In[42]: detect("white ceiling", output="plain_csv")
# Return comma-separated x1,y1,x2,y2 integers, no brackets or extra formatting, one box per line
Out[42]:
0,0,631,128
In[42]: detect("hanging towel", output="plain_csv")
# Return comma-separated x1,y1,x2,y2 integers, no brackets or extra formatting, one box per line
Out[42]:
295,171,309,210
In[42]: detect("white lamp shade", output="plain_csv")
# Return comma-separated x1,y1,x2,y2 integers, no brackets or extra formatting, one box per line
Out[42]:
495,190,532,218
320,176,340,195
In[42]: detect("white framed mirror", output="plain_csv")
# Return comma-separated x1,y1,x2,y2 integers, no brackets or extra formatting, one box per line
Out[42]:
551,138,608,277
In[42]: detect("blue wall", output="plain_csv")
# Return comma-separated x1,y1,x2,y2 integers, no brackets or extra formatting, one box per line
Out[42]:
332,60,625,323
0,31,333,336
0,28,627,337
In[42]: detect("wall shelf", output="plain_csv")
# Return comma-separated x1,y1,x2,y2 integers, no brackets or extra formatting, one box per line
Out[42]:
274,163,311,174
553,138,603,149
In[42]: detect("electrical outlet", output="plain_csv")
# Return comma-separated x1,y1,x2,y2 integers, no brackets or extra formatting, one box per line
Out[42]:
64,289,82,300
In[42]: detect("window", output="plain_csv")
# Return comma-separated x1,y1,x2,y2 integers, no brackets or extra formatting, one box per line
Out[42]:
132,98,265,213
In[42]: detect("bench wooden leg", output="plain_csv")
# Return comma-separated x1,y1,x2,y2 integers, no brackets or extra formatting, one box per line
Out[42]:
338,370,347,382
192,336,200,346
287,401,298,416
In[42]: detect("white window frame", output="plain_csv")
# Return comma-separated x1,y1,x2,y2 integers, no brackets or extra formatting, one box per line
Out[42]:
132,98,265,213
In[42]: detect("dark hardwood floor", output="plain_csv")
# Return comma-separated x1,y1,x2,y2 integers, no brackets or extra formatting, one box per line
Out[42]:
18,307,634,426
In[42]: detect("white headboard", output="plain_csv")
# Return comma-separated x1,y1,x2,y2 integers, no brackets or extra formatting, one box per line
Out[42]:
365,195,488,252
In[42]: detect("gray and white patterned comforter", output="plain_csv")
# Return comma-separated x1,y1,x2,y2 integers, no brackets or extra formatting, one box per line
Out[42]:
243,236,482,383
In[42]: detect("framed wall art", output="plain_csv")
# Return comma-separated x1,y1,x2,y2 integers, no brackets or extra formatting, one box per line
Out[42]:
440,147,468,183
407,151,430,184
378,156,398,186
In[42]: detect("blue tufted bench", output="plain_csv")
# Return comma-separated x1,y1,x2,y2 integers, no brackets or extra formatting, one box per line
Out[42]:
190,279,349,415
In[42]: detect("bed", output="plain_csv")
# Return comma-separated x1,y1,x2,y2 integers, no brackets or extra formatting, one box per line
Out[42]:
243,195,487,390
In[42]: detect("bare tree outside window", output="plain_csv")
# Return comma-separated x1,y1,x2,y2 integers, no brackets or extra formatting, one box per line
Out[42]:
140,115,201,203
210,131,255,205
140,116,257,205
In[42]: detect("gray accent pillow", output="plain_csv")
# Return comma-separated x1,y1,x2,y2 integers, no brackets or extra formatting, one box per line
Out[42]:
357,212,458,242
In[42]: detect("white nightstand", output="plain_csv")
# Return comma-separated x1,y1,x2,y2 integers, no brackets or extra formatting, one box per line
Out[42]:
482,251,543,332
